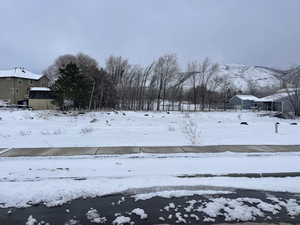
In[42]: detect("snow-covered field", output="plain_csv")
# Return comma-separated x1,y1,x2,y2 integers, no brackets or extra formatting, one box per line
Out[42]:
1,152,300,208
1,109,300,222
0,110,299,148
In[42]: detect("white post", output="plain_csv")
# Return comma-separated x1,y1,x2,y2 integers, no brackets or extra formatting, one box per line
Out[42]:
275,122,279,133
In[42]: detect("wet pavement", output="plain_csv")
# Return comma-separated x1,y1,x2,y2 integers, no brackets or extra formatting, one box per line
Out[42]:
1,188,300,225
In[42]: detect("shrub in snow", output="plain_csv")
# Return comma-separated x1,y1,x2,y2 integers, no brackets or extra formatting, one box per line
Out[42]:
237,114,242,120
19,130,32,136
90,118,98,123
80,127,94,134
182,119,201,145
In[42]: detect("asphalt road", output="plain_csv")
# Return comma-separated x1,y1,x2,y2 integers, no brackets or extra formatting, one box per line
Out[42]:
1,188,299,225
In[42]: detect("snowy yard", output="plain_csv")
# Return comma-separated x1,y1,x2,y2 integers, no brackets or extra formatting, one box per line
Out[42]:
0,110,299,148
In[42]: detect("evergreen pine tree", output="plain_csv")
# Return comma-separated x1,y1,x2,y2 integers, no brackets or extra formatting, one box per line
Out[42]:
52,63,93,109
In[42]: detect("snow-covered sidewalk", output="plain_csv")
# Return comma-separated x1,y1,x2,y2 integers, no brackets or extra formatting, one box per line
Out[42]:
1,152,300,208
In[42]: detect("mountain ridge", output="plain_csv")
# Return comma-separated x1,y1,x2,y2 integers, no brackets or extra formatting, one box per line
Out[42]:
217,64,284,92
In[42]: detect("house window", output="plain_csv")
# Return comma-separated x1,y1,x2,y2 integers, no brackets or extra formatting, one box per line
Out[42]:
19,80,22,84
29,91,54,99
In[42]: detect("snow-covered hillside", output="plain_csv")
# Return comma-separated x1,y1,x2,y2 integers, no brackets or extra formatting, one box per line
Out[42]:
218,64,282,91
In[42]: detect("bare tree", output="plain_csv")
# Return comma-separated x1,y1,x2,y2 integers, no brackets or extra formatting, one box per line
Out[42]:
207,76,223,111
218,76,235,111
136,63,154,110
187,62,198,111
154,54,179,111
105,55,157,110
194,58,219,111
105,56,132,109
106,56,130,87
284,66,300,116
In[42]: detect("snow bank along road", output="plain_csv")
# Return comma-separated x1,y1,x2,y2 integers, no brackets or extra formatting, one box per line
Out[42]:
1,152,300,207
0,110,299,148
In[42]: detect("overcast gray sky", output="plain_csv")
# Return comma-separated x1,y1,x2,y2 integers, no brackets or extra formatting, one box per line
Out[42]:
1,0,300,73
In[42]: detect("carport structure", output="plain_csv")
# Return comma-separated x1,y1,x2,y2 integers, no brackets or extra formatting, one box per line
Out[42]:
256,92,290,113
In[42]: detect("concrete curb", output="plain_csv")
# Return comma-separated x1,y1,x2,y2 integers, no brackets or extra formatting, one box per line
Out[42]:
141,146,184,153
0,148,12,155
1,145,300,157
96,146,140,155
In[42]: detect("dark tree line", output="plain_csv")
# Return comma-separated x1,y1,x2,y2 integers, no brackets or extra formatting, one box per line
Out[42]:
44,53,239,111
